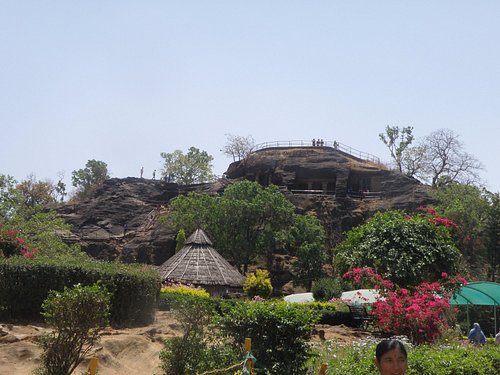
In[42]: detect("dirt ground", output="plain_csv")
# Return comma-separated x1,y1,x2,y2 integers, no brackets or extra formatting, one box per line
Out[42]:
0,311,371,375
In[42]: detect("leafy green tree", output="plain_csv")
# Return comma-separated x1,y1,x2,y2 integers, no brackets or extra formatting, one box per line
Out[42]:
216,181,296,271
160,147,215,184
168,181,325,275
289,213,326,290
0,174,84,259
35,283,111,375
484,193,500,282
222,133,256,162
166,191,218,235
175,229,186,252
379,125,414,173
335,210,463,287
0,174,21,220
71,159,109,200
15,174,57,207
429,183,490,279
7,209,83,258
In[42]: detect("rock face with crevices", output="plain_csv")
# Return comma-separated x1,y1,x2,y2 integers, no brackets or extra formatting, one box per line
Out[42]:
56,177,232,265
225,146,434,246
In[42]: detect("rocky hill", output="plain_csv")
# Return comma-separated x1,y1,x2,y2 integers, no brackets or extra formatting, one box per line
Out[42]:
56,146,434,289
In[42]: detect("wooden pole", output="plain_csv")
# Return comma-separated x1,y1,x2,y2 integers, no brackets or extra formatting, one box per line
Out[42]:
87,357,98,375
318,363,328,374
244,338,254,374
244,337,252,352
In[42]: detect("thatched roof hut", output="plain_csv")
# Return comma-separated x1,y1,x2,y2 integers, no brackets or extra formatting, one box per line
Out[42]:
157,229,245,295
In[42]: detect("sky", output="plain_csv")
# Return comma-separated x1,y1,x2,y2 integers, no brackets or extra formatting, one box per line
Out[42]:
1,1,500,195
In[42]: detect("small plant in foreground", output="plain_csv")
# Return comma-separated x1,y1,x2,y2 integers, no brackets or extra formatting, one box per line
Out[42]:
220,300,319,374
159,297,239,375
34,283,111,375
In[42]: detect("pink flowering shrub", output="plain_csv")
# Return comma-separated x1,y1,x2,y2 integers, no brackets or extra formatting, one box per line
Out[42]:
342,267,394,291
417,206,459,229
0,224,37,258
344,267,467,344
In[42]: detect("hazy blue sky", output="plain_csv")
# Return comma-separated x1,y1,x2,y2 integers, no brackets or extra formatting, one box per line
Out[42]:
2,1,499,195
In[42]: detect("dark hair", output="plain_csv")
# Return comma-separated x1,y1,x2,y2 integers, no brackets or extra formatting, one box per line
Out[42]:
375,339,407,361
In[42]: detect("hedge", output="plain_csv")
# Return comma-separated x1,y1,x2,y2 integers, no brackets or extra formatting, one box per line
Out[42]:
0,255,161,326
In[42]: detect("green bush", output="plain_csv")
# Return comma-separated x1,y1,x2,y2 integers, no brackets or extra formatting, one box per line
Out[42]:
308,339,500,375
220,300,320,375
301,301,348,312
311,277,345,301
34,283,111,375
159,296,240,375
0,255,160,326
243,269,273,298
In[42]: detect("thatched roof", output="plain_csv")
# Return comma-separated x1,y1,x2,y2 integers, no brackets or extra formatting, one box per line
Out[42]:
157,229,245,288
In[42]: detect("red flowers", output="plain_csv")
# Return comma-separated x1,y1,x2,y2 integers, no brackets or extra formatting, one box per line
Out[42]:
342,267,394,291
429,217,458,229
371,281,451,344
417,206,458,229
0,225,37,259
344,267,467,344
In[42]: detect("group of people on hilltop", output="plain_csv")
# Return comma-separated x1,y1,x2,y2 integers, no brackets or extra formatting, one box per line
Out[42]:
311,139,339,148
312,138,324,146
140,166,156,180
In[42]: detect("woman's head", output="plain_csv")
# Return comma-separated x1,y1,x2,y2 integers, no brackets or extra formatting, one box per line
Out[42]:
374,339,408,375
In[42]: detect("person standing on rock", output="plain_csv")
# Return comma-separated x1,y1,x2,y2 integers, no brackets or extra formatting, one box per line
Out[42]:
152,170,156,180
140,166,144,178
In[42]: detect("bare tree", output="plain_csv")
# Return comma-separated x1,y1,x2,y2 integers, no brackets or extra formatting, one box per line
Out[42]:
417,129,483,187
379,125,414,172
401,144,428,178
222,134,255,162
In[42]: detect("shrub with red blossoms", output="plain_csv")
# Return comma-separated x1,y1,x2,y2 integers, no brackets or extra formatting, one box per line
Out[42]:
372,282,452,344
417,206,459,229
344,267,467,344
342,267,394,291
0,225,37,258
429,217,459,229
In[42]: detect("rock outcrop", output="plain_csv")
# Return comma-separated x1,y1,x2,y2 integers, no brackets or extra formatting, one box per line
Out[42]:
57,146,435,283
225,146,434,246
57,177,231,264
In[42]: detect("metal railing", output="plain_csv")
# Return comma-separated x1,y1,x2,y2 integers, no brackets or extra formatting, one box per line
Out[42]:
251,140,381,164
